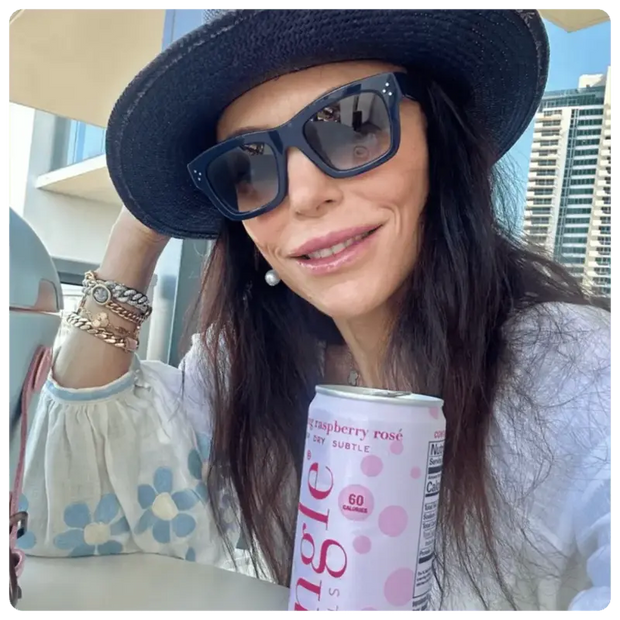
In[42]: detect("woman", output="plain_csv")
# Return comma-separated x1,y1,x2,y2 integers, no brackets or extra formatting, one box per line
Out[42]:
20,10,610,610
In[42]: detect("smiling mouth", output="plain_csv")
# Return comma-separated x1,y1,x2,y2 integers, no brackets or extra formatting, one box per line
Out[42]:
298,228,380,260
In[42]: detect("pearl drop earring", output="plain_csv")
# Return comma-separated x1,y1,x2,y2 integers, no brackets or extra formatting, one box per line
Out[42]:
265,269,281,286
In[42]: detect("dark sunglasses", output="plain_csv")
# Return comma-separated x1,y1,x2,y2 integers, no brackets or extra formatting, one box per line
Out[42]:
188,72,422,221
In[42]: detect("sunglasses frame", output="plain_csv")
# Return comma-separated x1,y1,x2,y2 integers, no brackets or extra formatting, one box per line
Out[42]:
188,72,421,221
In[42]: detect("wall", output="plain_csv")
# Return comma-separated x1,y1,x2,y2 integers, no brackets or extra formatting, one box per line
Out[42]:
9,103,35,216
20,109,121,263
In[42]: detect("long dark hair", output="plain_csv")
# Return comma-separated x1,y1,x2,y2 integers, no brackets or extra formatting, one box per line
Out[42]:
191,75,608,607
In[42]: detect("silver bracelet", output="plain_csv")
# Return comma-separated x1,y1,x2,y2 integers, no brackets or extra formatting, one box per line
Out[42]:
82,271,151,315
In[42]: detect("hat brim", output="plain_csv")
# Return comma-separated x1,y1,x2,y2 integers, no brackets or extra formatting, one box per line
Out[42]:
106,9,549,239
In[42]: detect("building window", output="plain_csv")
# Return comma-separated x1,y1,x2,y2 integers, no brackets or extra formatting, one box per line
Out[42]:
562,236,589,245
572,168,597,176
533,179,555,186
565,218,591,225
566,211,592,217
560,247,588,255
572,152,599,160
534,189,554,196
593,277,611,285
563,227,590,235
566,199,592,206
52,120,107,170
540,140,559,146
569,188,594,195
164,6,208,47
542,120,562,127
575,138,601,147
578,107,604,117
532,199,553,206
602,206,611,214
570,178,596,186
541,87,605,108
577,117,603,126
599,226,611,234
536,169,556,177
575,129,602,137
573,158,599,166
600,216,611,225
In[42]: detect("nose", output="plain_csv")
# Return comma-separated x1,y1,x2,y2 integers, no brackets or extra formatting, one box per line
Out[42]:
285,148,343,218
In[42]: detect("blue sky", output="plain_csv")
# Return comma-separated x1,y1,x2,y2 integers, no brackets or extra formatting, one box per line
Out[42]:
502,20,611,226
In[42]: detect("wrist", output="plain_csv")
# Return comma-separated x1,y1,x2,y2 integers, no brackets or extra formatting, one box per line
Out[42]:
97,238,164,292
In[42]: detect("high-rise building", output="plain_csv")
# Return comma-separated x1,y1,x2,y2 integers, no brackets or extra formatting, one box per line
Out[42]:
523,67,611,296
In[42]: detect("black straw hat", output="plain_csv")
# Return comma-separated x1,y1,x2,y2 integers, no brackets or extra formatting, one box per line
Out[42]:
106,9,549,239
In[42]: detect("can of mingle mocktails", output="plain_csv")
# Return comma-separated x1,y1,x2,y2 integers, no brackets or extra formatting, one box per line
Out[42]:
289,385,445,611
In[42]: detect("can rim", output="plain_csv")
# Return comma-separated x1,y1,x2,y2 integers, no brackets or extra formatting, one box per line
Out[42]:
316,385,444,407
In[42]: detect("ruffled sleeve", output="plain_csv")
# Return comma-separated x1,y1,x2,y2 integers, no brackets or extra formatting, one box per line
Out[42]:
19,336,242,571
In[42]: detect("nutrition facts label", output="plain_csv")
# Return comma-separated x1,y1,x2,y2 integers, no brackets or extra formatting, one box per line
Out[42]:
411,439,444,611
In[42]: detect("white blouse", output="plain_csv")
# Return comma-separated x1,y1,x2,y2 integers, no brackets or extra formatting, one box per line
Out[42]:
19,302,610,610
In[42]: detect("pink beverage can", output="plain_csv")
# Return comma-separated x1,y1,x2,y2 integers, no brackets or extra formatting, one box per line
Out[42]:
289,385,445,611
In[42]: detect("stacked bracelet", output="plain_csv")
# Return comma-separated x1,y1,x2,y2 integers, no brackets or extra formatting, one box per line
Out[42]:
65,312,139,353
82,271,152,316
64,270,153,352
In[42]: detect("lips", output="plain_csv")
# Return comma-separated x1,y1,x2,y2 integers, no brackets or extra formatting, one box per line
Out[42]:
305,230,376,259
290,225,381,259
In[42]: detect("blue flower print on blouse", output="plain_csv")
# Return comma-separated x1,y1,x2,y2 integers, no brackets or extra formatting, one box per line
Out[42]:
185,547,196,562
188,431,211,503
188,432,237,535
135,467,199,544
16,495,36,550
53,494,129,557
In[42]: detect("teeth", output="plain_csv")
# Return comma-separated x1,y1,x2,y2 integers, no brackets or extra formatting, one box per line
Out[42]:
306,232,370,260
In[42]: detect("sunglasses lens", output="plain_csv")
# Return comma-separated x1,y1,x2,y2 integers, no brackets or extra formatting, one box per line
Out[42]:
207,142,279,213
303,92,391,171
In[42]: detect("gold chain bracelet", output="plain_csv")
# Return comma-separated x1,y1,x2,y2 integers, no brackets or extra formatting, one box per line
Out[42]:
78,295,146,327
65,312,139,353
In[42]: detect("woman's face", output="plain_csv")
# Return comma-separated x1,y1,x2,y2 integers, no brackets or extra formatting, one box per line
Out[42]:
217,61,429,321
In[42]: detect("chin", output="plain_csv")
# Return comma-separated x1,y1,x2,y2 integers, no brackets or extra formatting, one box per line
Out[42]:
307,280,391,321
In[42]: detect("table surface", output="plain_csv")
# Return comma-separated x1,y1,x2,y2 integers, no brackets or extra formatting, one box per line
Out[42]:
18,554,290,610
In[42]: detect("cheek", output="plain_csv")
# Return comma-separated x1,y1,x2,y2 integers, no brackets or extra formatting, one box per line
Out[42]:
390,136,428,225
242,212,286,263
362,139,428,230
